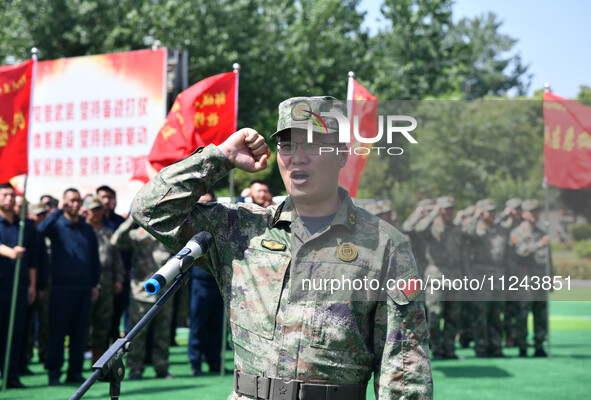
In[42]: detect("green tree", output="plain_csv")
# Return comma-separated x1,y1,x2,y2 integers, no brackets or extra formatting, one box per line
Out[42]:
450,12,531,99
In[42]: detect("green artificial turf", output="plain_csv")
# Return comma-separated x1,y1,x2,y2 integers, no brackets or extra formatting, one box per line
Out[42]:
3,301,590,399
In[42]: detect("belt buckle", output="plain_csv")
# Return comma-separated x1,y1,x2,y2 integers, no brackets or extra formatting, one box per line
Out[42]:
270,378,300,400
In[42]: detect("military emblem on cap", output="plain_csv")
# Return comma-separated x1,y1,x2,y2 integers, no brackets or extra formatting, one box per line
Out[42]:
436,196,455,208
83,196,102,210
476,198,496,211
31,203,49,215
337,243,358,262
291,101,311,121
522,199,540,211
271,96,346,138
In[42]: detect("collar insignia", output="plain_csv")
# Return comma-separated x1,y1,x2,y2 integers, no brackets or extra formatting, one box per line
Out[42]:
261,239,287,251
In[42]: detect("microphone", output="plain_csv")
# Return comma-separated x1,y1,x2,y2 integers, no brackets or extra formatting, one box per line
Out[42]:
144,231,214,295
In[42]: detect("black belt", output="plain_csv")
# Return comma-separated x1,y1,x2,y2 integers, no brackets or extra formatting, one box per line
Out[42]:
234,370,367,400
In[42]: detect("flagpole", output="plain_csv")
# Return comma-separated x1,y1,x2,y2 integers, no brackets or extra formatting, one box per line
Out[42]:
218,62,240,377
347,71,355,115
542,82,552,358
2,48,37,392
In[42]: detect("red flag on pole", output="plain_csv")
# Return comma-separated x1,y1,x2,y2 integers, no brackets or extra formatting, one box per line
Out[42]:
148,71,237,171
543,92,591,189
0,60,33,182
339,77,378,197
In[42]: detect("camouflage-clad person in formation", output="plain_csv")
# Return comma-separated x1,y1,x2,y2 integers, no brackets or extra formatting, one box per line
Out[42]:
495,198,522,347
132,96,433,399
415,196,463,360
402,198,433,278
507,199,551,357
454,204,476,349
83,196,125,363
463,199,509,357
111,216,174,379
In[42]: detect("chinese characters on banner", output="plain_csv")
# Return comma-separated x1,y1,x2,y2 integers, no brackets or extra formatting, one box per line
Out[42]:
0,59,33,182
25,49,167,212
339,78,378,198
148,71,236,171
543,92,591,189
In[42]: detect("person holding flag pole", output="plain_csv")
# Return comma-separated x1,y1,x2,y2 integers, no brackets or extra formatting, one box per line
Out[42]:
1,48,39,391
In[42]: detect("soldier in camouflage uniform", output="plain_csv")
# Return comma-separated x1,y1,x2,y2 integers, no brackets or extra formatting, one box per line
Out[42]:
415,196,463,360
132,96,433,399
507,199,551,357
402,198,433,278
463,199,508,357
495,198,522,348
454,205,476,349
83,196,125,363
111,216,174,379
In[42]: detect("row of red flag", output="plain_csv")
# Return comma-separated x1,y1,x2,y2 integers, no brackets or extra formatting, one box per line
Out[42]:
2,57,591,192
147,70,376,196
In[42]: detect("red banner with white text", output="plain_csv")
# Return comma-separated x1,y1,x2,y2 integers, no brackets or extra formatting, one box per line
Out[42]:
149,72,237,171
0,60,33,182
543,92,591,189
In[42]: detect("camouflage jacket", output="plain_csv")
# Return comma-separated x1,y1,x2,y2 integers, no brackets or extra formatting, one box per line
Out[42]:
132,145,433,399
111,217,173,303
415,208,463,278
463,218,508,275
93,225,125,292
507,221,552,276
401,209,429,274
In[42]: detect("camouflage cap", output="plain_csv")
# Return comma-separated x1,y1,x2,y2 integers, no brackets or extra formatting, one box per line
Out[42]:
522,199,540,211
505,197,522,209
30,203,49,215
436,196,455,208
270,96,347,138
417,198,434,207
476,198,496,211
83,196,102,210
462,205,475,216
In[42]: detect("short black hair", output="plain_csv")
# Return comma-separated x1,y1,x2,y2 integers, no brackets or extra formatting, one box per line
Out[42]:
63,187,80,197
96,185,116,196
40,195,59,208
250,180,269,188
0,182,15,191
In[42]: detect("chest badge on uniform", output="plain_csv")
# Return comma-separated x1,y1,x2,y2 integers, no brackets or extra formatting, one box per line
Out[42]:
261,239,286,251
337,243,358,262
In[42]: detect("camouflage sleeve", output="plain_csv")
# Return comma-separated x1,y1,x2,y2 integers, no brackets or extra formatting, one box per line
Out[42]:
131,144,239,264
462,217,478,236
401,209,422,233
494,211,509,225
373,242,433,399
111,245,125,284
514,235,539,257
414,208,438,235
111,217,137,251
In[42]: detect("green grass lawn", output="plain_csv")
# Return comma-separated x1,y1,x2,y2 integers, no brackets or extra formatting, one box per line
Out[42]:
3,300,591,399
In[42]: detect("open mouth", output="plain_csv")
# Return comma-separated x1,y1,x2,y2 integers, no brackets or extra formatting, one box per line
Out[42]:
290,171,310,185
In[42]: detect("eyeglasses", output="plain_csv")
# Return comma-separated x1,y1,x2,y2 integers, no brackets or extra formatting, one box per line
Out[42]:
276,141,339,155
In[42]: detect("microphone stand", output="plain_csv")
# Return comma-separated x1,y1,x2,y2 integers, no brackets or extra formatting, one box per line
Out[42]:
70,270,192,400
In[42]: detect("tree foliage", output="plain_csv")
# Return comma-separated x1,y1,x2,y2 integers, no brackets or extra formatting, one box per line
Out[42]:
0,0,552,207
